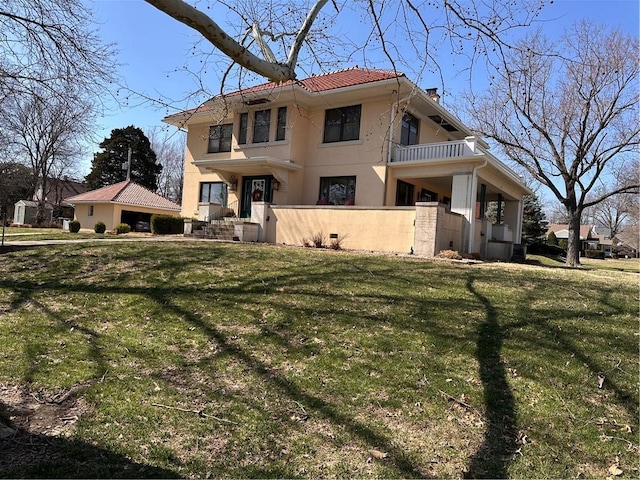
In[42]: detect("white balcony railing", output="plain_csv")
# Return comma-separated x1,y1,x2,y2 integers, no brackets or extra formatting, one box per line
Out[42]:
393,136,481,163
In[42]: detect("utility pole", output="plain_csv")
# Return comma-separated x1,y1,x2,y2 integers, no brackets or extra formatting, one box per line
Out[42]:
126,145,132,181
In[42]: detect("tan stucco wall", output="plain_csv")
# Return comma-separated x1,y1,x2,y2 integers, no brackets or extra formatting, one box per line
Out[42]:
74,203,117,231
266,205,416,253
74,203,180,231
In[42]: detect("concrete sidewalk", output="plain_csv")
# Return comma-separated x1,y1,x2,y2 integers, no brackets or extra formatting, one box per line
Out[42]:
0,235,214,252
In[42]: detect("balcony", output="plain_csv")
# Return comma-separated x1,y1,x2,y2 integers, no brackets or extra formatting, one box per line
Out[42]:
392,136,484,163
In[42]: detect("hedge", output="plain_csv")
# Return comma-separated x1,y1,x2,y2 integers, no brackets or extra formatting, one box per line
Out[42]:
151,215,184,235
527,243,566,256
114,223,131,234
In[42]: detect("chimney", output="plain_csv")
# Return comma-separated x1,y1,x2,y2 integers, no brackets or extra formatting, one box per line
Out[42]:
426,87,440,103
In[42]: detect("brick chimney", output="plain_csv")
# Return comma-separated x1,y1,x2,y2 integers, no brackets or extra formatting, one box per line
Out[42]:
426,87,440,103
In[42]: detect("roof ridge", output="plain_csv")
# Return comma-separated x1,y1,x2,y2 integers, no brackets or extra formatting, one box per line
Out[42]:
111,180,133,201
307,65,403,77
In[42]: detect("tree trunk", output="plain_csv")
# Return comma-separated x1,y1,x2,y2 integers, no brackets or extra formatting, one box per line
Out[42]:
566,211,582,267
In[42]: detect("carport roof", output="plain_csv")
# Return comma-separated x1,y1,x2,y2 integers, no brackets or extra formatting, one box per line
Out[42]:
66,181,181,211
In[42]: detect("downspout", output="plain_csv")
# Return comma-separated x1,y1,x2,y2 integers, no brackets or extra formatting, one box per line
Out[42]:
467,158,488,253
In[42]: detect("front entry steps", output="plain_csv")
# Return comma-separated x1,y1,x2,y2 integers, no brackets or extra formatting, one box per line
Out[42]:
191,218,259,242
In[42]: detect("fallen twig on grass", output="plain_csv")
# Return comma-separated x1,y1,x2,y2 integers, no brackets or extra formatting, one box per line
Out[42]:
151,403,238,425
438,390,485,419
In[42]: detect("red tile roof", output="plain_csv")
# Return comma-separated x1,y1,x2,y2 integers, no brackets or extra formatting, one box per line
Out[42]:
66,181,181,211
239,66,404,95
165,67,404,120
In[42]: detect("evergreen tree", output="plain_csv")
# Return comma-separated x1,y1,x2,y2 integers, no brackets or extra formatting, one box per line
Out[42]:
86,126,162,191
0,162,33,221
521,194,547,246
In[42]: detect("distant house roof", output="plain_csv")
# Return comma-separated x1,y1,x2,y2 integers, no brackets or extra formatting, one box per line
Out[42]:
615,229,639,251
164,67,405,121
546,224,597,240
66,181,181,211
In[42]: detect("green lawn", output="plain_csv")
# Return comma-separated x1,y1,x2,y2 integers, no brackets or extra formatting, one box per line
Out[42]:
1,226,102,242
0,242,637,478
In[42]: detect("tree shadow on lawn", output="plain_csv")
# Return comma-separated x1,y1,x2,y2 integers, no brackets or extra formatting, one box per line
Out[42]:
1,267,439,477
1,402,178,478
2,247,637,477
463,275,518,479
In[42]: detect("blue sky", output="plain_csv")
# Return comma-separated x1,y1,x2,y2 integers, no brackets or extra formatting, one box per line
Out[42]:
85,0,639,174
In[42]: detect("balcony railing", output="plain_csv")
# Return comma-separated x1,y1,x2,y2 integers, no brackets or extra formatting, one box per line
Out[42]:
392,136,482,163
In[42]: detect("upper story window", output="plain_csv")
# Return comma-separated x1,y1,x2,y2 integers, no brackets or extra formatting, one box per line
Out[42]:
200,182,228,205
253,109,271,143
208,124,232,153
238,112,248,145
276,106,287,141
401,112,419,146
323,104,361,143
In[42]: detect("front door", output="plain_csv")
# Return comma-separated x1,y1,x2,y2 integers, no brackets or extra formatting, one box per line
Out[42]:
241,175,273,218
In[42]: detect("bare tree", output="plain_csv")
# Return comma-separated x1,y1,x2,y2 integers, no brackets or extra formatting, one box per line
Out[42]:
147,128,186,203
142,0,546,88
466,21,639,266
0,0,115,101
0,84,97,223
584,182,640,239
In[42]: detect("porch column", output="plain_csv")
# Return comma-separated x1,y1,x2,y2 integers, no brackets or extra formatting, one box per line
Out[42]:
503,200,524,243
450,173,477,253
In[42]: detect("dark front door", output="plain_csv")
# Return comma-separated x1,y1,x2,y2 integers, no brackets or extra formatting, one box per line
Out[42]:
241,175,273,218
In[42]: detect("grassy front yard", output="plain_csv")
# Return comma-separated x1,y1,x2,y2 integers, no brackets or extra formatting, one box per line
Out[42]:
0,242,637,478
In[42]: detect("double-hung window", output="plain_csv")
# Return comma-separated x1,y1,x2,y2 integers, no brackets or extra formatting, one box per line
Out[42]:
253,109,271,143
276,106,287,141
238,112,248,145
208,124,232,153
199,182,228,205
401,112,419,145
323,105,361,143
318,176,356,205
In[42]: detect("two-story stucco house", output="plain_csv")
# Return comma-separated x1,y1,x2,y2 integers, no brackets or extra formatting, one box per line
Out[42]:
163,67,530,260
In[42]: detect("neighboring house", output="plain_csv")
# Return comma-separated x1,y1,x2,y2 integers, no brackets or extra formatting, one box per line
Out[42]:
596,235,614,257
546,224,600,255
163,67,531,260
66,180,181,232
13,177,87,225
614,230,639,258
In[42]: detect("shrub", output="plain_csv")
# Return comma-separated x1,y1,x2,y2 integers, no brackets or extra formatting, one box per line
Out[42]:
558,239,568,251
547,231,558,246
151,215,184,235
528,243,566,256
69,220,81,233
585,249,605,259
94,221,106,234
114,223,131,234
329,234,344,250
311,232,325,248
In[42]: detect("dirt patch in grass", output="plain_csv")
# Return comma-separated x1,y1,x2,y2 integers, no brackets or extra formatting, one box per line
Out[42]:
0,382,94,471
